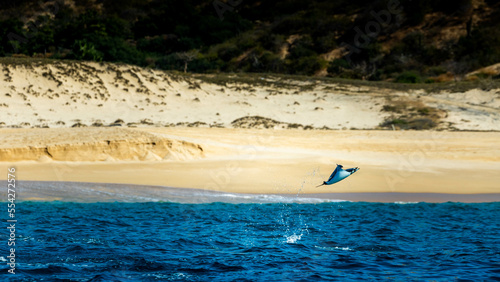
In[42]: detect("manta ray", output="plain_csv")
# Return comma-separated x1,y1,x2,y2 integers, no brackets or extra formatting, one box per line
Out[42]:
316,164,360,187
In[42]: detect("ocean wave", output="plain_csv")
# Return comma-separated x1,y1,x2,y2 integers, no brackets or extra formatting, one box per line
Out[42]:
189,192,347,204
15,181,348,204
8,201,500,281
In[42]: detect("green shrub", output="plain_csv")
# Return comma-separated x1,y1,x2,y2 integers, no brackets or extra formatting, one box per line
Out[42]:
289,55,327,75
426,66,447,77
475,73,492,79
382,105,398,112
454,27,500,70
230,47,286,73
381,117,436,130
395,71,422,83
314,33,337,53
92,36,144,65
417,107,431,115
380,119,407,129
408,118,435,129
327,58,350,74
188,53,223,73
391,119,408,125
287,35,316,60
213,41,241,62
261,34,286,53
137,36,172,54
338,69,364,80
156,53,182,71
236,32,259,50
73,39,103,61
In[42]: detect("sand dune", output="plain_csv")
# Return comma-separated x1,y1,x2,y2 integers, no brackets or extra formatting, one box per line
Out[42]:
1,59,499,131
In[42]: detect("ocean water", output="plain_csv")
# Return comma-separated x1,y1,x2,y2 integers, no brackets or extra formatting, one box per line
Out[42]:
1,198,499,281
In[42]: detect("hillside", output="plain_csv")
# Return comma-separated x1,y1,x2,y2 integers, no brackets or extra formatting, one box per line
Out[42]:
1,0,500,82
1,59,499,131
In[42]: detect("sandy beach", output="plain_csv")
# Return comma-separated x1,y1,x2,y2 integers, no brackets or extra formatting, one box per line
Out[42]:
1,127,499,198
0,60,499,200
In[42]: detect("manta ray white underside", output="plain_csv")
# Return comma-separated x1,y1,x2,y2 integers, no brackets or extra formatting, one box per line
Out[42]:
317,164,359,187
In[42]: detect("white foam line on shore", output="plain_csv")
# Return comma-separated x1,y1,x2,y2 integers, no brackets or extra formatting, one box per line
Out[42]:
12,180,348,204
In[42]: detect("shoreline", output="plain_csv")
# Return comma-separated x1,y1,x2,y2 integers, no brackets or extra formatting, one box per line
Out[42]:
1,128,499,197
4,180,500,203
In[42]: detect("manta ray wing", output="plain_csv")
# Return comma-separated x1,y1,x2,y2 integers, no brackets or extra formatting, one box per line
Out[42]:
322,165,359,186
327,165,342,182
345,167,359,173
327,170,336,182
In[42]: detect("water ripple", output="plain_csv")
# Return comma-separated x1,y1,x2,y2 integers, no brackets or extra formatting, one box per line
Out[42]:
3,201,498,281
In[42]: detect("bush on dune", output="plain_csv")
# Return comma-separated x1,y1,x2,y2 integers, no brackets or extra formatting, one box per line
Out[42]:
1,0,499,82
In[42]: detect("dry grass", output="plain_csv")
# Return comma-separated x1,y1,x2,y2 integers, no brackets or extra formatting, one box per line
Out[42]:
2,57,499,94
380,99,446,130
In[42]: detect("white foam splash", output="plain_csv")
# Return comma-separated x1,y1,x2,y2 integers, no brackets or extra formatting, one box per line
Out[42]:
394,201,419,204
286,234,302,244
199,192,347,204
315,245,352,251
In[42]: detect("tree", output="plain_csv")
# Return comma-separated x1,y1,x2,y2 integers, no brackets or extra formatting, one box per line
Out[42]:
74,39,103,61
445,61,469,82
176,50,199,73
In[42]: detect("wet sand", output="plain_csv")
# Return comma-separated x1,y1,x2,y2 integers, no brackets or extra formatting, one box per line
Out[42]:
3,181,499,203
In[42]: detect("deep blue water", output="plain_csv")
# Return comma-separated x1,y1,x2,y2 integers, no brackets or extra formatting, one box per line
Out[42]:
1,201,499,281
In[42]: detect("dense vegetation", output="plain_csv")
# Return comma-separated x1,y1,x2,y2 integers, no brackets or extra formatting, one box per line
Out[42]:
1,0,500,82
